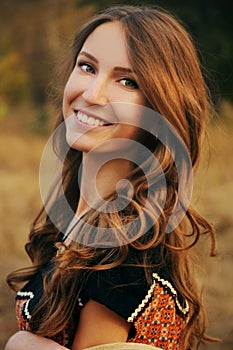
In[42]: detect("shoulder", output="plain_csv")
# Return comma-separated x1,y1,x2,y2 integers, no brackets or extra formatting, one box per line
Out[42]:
82,245,168,320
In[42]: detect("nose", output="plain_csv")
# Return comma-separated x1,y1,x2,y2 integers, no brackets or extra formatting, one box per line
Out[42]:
82,75,109,106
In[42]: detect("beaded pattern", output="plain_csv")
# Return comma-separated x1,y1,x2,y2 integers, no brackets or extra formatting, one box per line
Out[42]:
152,273,189,315
127,274,189,349
16,274,188,348
16,299,31,331
16,291,34,330
15,291,73,347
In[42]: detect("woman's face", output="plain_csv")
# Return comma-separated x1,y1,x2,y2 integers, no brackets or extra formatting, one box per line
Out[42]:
62,21,146,153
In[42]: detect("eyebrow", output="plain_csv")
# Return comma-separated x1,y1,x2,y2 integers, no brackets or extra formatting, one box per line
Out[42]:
78,50,134,74
79,51,98,63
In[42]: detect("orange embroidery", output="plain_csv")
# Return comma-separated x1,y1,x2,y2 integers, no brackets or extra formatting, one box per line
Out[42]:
15,298,70,347
128,282,188,349
16,274,188,349
16,299,30,331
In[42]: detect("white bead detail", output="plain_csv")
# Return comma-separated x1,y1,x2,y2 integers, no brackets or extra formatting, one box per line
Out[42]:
17,291,34,320
78,298,83,307
127,273,189,322
127,279,156,322
152,273,189,315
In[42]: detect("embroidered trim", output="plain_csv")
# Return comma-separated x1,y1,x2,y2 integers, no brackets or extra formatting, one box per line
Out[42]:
127,272,189,322
17,291,34,320
153,273,189,315
127,279,156,322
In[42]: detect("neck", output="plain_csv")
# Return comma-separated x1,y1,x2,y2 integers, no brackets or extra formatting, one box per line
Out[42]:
76,153,133,216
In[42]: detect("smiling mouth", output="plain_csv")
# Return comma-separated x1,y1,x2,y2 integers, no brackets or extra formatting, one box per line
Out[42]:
75,110,113,127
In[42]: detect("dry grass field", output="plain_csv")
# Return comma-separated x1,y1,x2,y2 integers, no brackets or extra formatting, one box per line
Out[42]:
0,101,233,349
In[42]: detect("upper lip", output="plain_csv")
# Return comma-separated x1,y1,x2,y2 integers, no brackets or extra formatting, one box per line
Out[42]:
73,107,117,125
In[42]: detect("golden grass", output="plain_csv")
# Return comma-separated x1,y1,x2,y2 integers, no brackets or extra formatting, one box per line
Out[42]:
0,101,233,348
0,129,46,347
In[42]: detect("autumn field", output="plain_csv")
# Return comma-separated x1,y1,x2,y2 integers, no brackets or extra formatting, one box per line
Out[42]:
0,101,233,349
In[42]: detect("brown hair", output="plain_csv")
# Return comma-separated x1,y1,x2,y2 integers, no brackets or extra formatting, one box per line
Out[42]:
7,5,217,349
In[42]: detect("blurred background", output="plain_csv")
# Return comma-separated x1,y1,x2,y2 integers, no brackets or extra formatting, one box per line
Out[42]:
0,0,232,349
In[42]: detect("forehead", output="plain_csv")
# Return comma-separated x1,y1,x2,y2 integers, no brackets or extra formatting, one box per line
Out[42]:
80,21,131,67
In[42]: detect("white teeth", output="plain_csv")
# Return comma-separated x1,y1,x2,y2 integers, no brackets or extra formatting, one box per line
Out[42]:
88,117,95,125
76,112,105,127
82,114,88,123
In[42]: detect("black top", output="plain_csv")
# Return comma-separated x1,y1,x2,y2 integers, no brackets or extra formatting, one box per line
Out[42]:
17,245,172,320
16,245,186,348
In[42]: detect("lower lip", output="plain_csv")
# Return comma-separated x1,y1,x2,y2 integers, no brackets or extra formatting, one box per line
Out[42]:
73,114,112,130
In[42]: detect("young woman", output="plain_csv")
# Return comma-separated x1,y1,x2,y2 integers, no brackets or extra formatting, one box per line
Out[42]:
5,5,217,350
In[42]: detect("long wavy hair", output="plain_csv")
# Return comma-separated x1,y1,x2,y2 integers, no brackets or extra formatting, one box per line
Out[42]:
7,5,217,349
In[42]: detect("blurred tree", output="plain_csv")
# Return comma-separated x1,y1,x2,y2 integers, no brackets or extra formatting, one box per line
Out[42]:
0,0,92,106
0,0,95,128
0,52,30,104
0,0,232,123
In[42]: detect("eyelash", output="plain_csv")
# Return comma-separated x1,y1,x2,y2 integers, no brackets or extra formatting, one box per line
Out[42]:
121,78,138,89
77,61,138,89
78,61,95,74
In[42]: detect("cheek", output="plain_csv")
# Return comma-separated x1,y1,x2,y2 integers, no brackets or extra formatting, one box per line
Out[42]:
129,91,146,107
118,124,141,141
63,71,83,102
63,78,74,103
